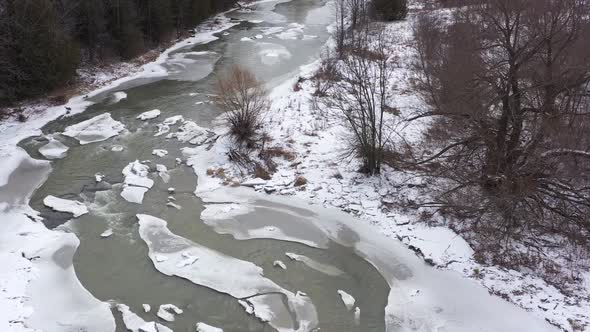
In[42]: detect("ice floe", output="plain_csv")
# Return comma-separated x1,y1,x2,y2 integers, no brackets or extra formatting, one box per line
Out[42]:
137,214,318,331
157,304,183,322
196,322,223,332
152,149,168,157
117,304,171,332
354,307,360,324
156,164,171,183
257,43,292,65
100,228,113,238
111,145,124,152
38,137,69,159
273,260,287,270
166,120,210,145
286,252,344,276
112,91,127,103
95,173,105,182
337,290,355,310
43,195,89,217
120,161,154,204
137,109,161,121
63,113,125,145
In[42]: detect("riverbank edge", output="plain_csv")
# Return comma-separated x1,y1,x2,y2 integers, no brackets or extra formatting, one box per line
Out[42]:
0,10,240,332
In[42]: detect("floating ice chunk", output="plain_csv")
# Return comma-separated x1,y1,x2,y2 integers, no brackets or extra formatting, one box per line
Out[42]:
152,149,168,157
238,300,254,315
121,186,149,204
137,109,161,121
117,304,171,332
121,161,153,204
255,34,263,39
273,260,287,270
167,202,182,210
354,307,360,325
157,164,170,183
163,115,184,125
122,161,153,188
143,304,151,313
39,137,69,159
241,37,253,42
168,187,175,194
95,173,105,183
43,195,88,217
201,204,253,220
302,35,319,40
100,228,113,238
337,290,355,310
63,113,125,145
286,252,344,276
111,145,124,152
112,91,127,103
196,322,223,332
249,19,263,24
167,120,209,145
157,304,183,322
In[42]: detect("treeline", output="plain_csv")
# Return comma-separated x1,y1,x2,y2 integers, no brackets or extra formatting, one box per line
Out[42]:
0,0,238,106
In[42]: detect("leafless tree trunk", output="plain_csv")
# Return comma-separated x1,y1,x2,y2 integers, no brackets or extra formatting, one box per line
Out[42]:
322,22,394,174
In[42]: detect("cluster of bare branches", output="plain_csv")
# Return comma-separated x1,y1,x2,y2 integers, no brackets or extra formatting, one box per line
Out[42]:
215,65,269,149
411,0,590,279
319,7,397,174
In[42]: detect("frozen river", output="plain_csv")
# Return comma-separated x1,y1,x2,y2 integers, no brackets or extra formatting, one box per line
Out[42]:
0,0,561,331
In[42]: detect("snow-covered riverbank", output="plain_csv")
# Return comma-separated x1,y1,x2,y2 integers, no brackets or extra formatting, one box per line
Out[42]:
187,4,590,332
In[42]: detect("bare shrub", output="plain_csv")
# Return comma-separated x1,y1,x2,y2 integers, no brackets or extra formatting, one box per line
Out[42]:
215,65,269,148
322,22,395,175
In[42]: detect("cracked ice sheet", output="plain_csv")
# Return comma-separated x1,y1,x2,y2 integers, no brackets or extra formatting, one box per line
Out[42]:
137,214,318,332
207,190,559,332
200,203,329,249
121,161,154,204
38,137,69,160
62,113,125,145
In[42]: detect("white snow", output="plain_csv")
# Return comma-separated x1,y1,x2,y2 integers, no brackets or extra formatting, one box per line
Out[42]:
120,161,154,204
157,304,183,322
273,260,287,270
137,109,161,121
152,149,168,157
38,137,69,159
196,322,223,332
62,113,125,145
100,228,113,238
337,290,355,311
43,195,89,217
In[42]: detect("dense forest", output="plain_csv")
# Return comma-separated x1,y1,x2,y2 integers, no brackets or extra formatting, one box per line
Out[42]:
0,0,238,106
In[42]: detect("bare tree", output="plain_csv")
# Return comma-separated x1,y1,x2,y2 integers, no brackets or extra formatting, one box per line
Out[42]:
215,65,269,148
321,22,394,174
412,0,590,281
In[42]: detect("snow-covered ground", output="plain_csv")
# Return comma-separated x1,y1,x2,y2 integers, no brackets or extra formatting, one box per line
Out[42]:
185,4,590,332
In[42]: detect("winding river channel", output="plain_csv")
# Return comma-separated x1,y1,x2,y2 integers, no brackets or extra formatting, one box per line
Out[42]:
0,1,563,332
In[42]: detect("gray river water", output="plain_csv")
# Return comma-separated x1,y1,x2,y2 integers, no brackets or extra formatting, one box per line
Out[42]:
16,1,390,331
